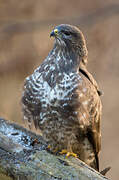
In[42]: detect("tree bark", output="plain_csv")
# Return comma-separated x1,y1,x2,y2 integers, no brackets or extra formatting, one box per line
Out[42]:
0,118,109,180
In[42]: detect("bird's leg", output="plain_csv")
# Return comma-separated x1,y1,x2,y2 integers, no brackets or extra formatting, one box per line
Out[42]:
59,142,78,158
59,149,78,158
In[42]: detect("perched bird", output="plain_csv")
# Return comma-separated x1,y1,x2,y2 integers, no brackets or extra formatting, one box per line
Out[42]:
22,24,102,171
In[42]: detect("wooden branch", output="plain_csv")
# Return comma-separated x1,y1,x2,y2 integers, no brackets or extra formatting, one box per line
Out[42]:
0,118,109,180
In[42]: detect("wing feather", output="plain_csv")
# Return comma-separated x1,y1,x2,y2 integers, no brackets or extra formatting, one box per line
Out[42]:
78,65,102,170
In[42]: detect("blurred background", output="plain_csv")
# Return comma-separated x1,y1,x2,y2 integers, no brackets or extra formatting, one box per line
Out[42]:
0,0,119,179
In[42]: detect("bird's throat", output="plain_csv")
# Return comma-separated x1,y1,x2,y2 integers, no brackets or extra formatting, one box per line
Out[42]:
51,45,81,73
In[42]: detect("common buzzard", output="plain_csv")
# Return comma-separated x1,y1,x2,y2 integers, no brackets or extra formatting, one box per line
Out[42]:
22,24,102,171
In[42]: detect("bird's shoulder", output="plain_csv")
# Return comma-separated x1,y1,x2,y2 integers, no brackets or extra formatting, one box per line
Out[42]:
79,63,103,96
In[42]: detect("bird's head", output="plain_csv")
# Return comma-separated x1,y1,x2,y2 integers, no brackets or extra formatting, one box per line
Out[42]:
50,24,88,58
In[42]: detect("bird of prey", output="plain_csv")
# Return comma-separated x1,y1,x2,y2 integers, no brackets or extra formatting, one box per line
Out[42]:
22,24,102,171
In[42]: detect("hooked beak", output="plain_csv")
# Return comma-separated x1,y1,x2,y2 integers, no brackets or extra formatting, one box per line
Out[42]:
50,30,55,37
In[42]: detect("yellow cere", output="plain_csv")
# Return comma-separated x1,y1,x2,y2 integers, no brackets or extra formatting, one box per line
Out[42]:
54,29,58,34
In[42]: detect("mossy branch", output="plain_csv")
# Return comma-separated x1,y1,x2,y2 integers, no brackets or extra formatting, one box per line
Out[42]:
0,118,109,180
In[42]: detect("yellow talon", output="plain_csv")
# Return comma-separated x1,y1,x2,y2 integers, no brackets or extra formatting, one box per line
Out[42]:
66,152,78,158
47,145,51,149
59,149,68,154
60,149,78,158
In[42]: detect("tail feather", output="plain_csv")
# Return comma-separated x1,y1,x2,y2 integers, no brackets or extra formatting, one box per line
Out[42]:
100,166,111,176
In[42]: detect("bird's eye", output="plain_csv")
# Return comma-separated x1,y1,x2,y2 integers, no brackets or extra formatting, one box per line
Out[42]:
63,31,71,36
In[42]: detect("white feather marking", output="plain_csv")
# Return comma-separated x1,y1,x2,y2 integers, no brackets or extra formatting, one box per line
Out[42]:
79,93,83,98
82,100,88,106
82,88,87,93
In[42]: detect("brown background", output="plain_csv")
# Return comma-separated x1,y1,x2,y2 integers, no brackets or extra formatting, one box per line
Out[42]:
0,1,119,179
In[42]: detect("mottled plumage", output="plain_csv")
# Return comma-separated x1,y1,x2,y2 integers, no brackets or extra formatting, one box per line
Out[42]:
22,24,102,171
